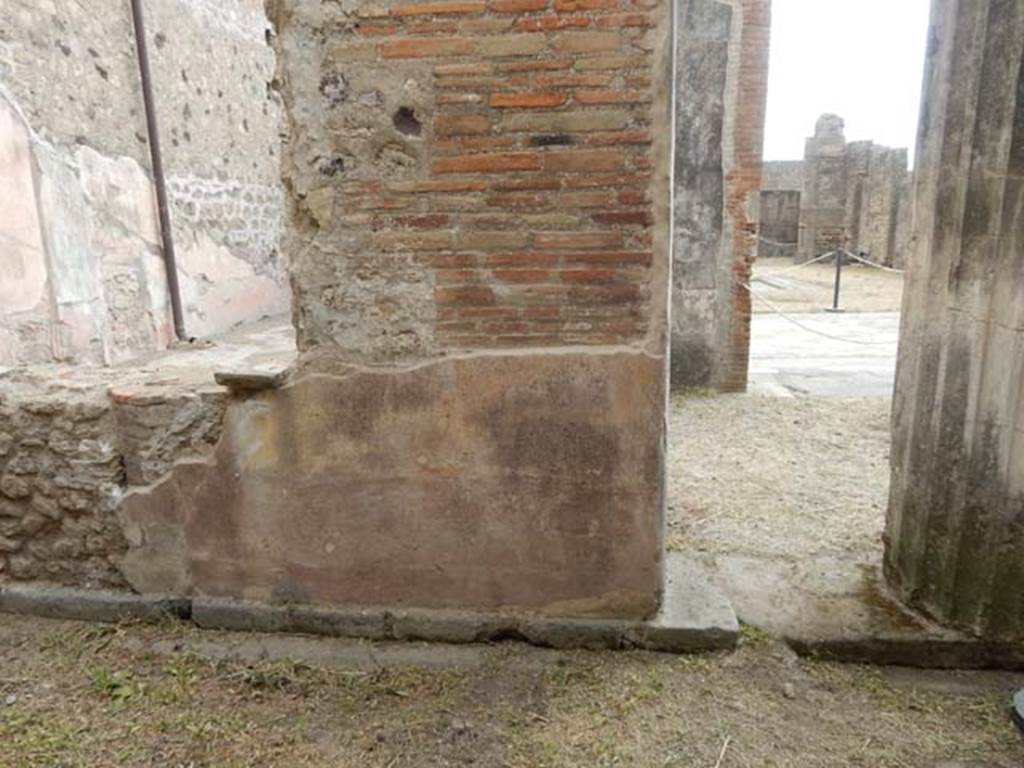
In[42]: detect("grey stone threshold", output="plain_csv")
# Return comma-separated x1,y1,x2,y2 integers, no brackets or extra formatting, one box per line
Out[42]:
787,638,1024,671
0,554,739,654
693,553,1024,670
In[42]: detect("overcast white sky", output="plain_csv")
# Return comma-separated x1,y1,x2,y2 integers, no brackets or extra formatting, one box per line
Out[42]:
763,0,933,162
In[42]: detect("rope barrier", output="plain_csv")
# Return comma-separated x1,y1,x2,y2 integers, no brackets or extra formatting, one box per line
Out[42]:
756,234,800,249
741,281,900,347
758,250,837,276
842,249,906,274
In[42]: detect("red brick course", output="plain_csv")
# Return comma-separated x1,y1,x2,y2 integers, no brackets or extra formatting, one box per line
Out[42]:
722,0,771,392
329,0,660,349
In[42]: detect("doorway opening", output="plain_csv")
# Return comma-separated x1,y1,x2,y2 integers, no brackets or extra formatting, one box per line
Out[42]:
668,0,932,643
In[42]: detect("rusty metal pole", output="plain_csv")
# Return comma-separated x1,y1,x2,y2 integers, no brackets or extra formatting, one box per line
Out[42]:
129,0,187,341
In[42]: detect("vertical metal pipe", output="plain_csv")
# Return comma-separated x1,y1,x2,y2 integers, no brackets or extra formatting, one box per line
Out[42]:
129,0,187,341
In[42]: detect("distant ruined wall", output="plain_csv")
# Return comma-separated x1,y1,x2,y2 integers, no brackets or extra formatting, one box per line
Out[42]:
756,120,912,267
797,113,847,262
670,0,771,392
750,160,801,259
756,189,799,259
0,0,289,366
759,159,802,191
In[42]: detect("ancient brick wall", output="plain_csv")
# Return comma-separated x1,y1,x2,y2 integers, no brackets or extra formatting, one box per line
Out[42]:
94,0,673,619
0,0,288,366
270,0,667,359
718,0,770,393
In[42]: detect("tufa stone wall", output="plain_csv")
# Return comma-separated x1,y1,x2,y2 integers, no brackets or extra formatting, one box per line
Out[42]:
0,0,289,366
114,0,674,620
0,390,125,587
670,0,771,392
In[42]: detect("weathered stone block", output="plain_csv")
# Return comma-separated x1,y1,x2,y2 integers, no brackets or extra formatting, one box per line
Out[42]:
121,351,666,619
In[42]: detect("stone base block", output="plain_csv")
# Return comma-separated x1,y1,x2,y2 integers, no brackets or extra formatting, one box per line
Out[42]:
0,554,738,654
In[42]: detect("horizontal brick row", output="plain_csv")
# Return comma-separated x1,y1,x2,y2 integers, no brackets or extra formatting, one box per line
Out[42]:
319,0,661,350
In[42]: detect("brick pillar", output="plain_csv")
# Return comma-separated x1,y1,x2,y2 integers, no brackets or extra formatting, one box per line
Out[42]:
142,0,675,618
885,0,1024,639
670,0,770,391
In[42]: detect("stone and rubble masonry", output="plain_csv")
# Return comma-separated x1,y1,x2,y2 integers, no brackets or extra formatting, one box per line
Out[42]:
113,0,674,620
267,0,668,357
0,366,228,588
669,0,771,392
0,0,289,366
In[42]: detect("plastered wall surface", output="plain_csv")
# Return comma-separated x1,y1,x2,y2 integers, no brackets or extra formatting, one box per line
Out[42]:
0,0,289,366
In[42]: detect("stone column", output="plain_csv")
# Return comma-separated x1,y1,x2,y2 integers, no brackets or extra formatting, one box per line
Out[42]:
670,0,771,392
886,0,1024,639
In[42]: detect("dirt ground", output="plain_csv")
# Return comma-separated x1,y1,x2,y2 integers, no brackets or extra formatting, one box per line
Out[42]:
667,392,891,563
1,614,1022,767
751,260,904,314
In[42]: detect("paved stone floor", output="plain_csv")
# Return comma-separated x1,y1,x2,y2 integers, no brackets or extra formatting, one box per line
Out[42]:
748,311,900,397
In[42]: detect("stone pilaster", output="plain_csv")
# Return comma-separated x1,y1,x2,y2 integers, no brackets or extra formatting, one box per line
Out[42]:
886,0,1024,638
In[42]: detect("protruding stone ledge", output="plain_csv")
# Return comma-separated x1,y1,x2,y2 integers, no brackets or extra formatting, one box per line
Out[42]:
0,554,739,654
213,367,290,393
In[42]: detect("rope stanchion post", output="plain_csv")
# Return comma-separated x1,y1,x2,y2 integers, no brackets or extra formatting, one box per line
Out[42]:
826,236,844,313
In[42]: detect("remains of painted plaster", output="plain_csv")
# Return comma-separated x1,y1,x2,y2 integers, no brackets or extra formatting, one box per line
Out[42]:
886,0,1024,639
670,0,771,392
0,0,289,366
758,116,912,267
118,0,674,619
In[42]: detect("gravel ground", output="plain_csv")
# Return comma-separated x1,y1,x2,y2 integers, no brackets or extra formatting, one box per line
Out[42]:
667,392,891,563
1,615,1022,767
751,260,904,314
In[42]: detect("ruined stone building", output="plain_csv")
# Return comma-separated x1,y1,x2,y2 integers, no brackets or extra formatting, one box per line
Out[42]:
0,0,1022,647
757,114,913,266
